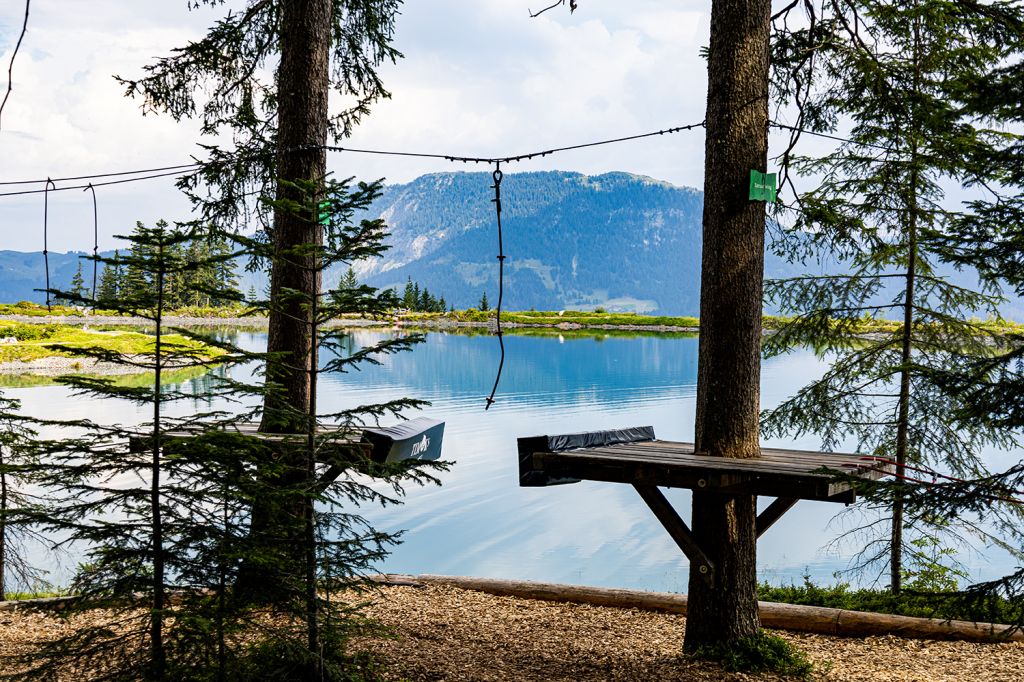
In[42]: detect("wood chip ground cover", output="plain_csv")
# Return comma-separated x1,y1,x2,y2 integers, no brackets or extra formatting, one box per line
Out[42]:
2,585,1022,680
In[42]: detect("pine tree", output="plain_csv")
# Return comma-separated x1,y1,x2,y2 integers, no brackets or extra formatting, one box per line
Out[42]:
96,250,121,303
0,392,42,602
767,0,1024,592
231,176,443,676
211,236,239,306
12,226,268,679
341,266,359,291
122,221,155,301
68,262,86,302
402,277,416,310
478,291,489,312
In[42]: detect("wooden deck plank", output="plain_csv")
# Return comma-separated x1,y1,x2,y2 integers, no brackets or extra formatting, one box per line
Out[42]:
523,435,894,503
574,446,884,478
532,452,858,502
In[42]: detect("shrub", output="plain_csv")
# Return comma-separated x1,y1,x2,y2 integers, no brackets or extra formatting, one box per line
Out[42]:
691,630,816,678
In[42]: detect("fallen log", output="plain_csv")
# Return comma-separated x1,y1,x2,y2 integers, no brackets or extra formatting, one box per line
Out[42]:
408,574,1023,643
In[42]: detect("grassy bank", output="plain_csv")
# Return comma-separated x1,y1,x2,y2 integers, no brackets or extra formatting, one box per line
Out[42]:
4,301,1024,338
0,319,224,365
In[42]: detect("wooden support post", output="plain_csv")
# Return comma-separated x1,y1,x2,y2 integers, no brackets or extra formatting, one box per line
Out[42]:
633,484,715,584
755,497,798,538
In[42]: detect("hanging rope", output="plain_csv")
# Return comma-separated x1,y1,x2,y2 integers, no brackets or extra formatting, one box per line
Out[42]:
485,164,506,410
84,183,98,303
43,177,54,310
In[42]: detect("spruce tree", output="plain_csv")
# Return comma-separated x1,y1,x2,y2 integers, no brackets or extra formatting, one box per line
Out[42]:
767,0,1024,591
116,3,406,581
122,221,155,301
96,250,122,302
402,277,416,310
9,225,258,679
68,262,87,302
478,292,489,312
340,266,359,291
0,392,44,602
231,175,443,675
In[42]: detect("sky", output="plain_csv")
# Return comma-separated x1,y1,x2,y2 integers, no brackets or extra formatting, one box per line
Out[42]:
0,1,717,252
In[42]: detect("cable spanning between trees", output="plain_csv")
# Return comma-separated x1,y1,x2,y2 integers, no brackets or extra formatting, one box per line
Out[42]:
0,122,706,197
0,169,203,198
0,162,202,187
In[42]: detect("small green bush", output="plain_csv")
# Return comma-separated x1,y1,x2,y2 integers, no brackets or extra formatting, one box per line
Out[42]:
691,630,815,678
757,573,1016,623
0,322,61,341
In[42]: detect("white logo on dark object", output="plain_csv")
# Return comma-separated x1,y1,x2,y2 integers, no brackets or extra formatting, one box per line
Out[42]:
411,435,430,457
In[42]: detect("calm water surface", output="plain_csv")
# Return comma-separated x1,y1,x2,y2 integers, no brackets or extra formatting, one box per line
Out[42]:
7,329,1020,591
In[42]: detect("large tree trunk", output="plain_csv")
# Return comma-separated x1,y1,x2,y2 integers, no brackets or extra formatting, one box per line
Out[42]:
240,0,331,597
684,0,771,649
263,0,330,428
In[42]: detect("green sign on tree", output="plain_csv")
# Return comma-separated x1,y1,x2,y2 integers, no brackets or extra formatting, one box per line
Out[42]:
748,169,776,202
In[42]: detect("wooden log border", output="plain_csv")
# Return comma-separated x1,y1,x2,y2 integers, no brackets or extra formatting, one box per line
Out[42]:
407,574,1024,643
3,574,1021,643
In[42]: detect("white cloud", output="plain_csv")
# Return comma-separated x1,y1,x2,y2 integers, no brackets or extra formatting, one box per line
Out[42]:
1,0,713,251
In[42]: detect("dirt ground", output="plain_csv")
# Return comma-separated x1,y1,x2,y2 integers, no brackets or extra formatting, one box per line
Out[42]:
354,584,1024,682
2,584,1022,681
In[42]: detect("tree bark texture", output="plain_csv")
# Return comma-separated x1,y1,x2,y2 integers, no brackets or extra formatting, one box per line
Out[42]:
262,0,331,430
684,0,771,649
242,0,331,599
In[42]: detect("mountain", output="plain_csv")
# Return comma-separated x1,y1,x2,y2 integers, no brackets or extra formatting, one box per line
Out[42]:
3,170,1018,318
0,250,106,304
358,170,705,314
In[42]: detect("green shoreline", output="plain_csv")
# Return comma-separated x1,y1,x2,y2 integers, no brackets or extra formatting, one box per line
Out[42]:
2,301,1022,356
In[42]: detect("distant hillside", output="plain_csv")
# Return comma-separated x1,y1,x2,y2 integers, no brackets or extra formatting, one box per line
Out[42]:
358,170,705,314
3,170,1018,318
0,250,109,304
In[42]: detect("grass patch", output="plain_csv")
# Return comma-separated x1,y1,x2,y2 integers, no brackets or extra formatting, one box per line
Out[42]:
0,364,214,388
0,320,225,364
691,630,815,678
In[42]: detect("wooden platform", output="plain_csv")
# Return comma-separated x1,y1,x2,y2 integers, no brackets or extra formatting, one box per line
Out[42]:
521,438,892,503
517,427,896,584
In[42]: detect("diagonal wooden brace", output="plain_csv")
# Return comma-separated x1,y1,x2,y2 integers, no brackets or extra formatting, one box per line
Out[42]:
756,497,798,539
633,484,715,585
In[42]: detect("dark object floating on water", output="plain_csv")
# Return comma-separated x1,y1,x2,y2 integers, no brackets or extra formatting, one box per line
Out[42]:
362,417,445,464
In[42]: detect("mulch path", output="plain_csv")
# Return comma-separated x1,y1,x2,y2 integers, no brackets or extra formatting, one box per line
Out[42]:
355,584,1024,682
2,584,1023,680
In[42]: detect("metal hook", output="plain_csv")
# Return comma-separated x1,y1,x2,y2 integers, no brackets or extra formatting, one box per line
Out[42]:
84,183,98,304
43,178,55,311
485,162,506,411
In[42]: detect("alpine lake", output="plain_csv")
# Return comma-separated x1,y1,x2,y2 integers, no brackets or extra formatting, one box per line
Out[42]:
4,325,1021,592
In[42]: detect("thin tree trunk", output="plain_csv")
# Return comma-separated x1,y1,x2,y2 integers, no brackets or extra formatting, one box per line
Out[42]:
1,453,7,602
305,248,321,676
891,12,923,595
242,0,331,596
684,0,771,649
151,242,166,679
